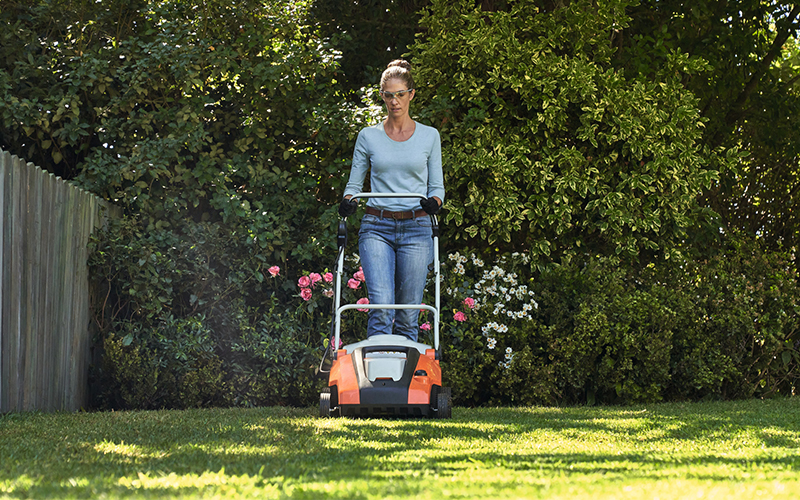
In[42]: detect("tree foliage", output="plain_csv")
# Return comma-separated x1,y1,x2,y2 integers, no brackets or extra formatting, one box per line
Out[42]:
0,0,370,408
619,1,800,256
411,0,724,264
310,0,429,92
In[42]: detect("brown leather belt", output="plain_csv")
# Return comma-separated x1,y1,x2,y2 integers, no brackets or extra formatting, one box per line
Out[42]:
365,206,427,220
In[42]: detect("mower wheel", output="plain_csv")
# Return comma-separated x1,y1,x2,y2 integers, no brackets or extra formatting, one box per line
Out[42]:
319,390,331,418
436,387,452,419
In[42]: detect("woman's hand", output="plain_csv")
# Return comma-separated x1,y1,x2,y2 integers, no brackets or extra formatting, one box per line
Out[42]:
338,197,358,217
420,197,441,215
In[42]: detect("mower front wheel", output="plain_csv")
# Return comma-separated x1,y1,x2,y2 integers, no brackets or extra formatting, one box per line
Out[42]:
319,389,331,418
436,387,452,419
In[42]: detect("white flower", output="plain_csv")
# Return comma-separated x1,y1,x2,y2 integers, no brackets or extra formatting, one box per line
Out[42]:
506,347,513,354
487,338,497,349
455,263,465,275
448,253,459,261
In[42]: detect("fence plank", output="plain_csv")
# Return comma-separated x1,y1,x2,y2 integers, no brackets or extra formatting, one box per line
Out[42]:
39,172,55,410
0,152,6,411
11,155,25,410
53,176,67,410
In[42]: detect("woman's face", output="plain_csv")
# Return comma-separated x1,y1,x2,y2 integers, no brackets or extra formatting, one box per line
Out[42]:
381,78,415,118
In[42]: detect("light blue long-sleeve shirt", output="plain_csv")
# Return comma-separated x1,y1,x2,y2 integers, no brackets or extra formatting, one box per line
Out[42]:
343,121,445,212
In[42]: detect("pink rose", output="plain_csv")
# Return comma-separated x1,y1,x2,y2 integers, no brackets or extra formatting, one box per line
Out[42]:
298,276,311,288
323,289,334,298
300,288,312,301
454,311,466,322
309,273,322,286
323,272,333,283
356,297,370,312
420,322,431,331
268,266,280,277
353,267,365,282
330,337,343,349
463,297,475,309
347,278,361,289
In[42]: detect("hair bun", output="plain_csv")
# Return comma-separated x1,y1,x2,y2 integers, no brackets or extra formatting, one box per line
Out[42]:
387,59,412,71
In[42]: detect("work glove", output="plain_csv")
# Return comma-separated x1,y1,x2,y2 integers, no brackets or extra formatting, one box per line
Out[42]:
338,197,358,218
420,197,441,215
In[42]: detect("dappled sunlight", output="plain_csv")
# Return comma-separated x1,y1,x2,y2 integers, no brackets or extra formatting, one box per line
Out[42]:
117,469,274,494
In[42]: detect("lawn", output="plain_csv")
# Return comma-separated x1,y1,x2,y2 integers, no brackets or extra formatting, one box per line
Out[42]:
1,399,799,499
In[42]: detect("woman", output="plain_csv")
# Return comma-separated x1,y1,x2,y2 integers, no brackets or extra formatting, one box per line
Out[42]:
339,59,445,342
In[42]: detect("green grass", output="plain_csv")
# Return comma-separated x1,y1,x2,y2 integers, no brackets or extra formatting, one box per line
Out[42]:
1,399,799,499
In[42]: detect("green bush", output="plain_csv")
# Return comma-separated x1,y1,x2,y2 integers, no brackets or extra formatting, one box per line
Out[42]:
438,253,674,405
89,216,333,409
99,315,226,410
436,237,799,406
653,234,800,400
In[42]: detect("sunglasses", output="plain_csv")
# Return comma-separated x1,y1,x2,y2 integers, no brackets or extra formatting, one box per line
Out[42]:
380,89,414,101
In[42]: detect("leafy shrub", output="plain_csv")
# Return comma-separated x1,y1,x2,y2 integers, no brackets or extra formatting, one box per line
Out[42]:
99,315,226,410
652,234,800,400
536,264,675,404
436,238,799,406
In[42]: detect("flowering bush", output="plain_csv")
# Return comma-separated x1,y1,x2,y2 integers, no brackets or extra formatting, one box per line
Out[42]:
430,251,557,406
292,254,369,347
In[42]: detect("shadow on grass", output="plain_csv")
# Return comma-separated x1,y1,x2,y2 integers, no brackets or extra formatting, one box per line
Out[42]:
1,399,798,498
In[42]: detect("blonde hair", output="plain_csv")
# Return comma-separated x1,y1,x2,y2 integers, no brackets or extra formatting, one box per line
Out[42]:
380,59,415,90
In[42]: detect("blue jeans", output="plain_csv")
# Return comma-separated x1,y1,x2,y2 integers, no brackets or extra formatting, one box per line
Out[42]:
358,213,434,341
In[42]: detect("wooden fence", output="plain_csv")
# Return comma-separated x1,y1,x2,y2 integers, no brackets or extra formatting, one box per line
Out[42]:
1,150,117,412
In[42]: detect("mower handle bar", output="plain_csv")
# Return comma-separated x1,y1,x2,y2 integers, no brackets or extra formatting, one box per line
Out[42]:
348,192,428,201
334,192,441,354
